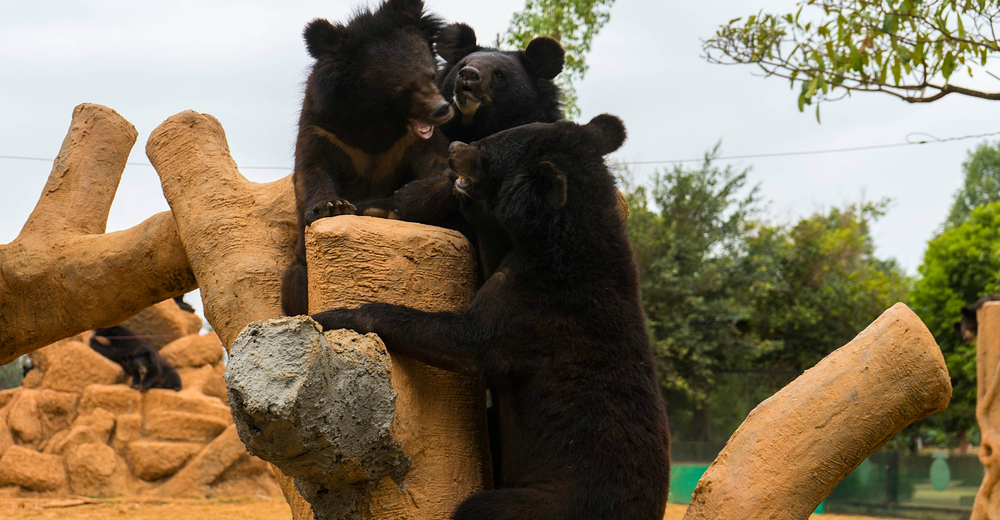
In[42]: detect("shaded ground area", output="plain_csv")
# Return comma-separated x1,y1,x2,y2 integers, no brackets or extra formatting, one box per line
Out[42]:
0,498,907,519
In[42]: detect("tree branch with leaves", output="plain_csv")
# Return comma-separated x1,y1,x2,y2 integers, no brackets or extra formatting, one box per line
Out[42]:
703,0,1000,120
505,0,615,119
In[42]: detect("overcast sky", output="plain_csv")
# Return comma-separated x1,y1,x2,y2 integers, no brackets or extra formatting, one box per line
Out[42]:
3,0,998,320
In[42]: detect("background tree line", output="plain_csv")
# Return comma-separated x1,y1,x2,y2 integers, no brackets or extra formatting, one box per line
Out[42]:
622,141,1000,446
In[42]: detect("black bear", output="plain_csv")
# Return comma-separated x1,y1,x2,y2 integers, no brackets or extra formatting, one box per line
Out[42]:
312,115,671,519
353,25,565,280
173,295,195,313
955,293,1000,342
435,23,565,144
90,326,182,391
280,0,453,316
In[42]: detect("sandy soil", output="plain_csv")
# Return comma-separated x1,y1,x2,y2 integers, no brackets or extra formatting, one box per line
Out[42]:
0,498,907,519
0,496,292,519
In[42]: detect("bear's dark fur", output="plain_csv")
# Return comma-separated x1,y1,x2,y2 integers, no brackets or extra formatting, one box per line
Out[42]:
435,23,565,143
90,326,182,391
312,115,671,519
349,23,566,262
281,0,454,316
955,293,1000,342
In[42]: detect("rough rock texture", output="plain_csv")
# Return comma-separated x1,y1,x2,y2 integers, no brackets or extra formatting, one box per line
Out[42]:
128,440,203,481
40,340,124,393
0,445,66,491
79,384,141,416
122,298,203,350
227,318,407,519
160,333,224,368
973,301,1000,518
0,328,277,498
239,216,486,520
0,104,197,363
683,303,952,520
66,442,126,496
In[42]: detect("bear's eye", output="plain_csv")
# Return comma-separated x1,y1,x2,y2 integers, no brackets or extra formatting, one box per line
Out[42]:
494,70,504,80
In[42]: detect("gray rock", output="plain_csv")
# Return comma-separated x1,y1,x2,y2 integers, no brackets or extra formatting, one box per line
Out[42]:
225,316,409,519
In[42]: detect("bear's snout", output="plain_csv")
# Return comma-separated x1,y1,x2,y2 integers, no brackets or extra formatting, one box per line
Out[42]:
458,66,481,85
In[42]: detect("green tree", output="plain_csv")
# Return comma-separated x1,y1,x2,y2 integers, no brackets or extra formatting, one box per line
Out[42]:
945,141,1000,228
702,0,1000,119
621,148,764,440
910,201,1000,442
505,0,615,119
745,201,912,370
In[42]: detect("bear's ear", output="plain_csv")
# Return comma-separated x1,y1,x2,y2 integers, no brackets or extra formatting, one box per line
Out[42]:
584,114,627,155
436,23,479,64
522,37,564,80
303,18,343,58
537,161,568,209
385,0,426,20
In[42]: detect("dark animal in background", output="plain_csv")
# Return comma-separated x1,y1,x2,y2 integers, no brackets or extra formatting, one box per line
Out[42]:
90,326,182,391
955,293,1000,342
280,0,453,316
312,115,671,519
435,23,565,143
173,295,196,313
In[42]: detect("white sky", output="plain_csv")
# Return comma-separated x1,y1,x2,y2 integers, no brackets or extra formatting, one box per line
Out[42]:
3,0,997,321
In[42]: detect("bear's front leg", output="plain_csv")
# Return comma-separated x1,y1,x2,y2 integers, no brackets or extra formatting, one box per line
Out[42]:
312,303,483,377
304,198,357,226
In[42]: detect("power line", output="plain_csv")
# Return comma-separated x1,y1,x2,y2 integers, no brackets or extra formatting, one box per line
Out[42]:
620,129,1000,165
3,128,1000,169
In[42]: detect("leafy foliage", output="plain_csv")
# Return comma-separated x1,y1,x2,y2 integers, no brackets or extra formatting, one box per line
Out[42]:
945,141,1000,228
911,201,1000,438
621,148,763,407
703,0,1000,119
623,153,912,441
745,201,912,370
506,0,616,119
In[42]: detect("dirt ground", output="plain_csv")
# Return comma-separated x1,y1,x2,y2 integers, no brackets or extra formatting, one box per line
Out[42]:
0,497,907,519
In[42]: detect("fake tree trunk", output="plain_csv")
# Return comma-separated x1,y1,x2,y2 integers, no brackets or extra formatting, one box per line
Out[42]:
683,303,952,520
972,301,1000,519
146,110,489,519
0,104,197,363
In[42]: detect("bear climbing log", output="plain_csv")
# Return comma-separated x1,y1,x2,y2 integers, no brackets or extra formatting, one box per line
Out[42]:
0,104,196,362
683,303,952,520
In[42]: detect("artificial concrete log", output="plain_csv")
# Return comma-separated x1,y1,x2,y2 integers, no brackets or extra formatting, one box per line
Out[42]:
227,216,488,520
145,110,297,349
0,104,197,363
972,301,1000,519
684,303,952,520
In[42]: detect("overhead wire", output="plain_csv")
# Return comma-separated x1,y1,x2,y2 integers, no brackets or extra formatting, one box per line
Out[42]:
3,129,1000,169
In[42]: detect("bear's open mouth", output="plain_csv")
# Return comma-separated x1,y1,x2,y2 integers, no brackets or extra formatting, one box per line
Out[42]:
454,176,473,196
412,122,435,139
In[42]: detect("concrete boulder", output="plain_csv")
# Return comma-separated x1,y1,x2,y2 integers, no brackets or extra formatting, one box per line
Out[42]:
40,340,123,393
0,445,66,491
66,442,127,496
144,389,231,424
79,384,141,416
127,440,204,481
145,411,229,443
8,391,41,444
156,424,248,497
121,298,202,350
160,333,224,368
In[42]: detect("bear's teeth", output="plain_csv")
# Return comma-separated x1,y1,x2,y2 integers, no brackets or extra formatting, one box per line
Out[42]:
413,122,434,139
